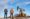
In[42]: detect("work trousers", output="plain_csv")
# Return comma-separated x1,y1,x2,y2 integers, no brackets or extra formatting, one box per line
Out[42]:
4,13,7,19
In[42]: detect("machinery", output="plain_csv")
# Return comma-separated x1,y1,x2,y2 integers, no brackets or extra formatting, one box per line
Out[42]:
17,6,26,17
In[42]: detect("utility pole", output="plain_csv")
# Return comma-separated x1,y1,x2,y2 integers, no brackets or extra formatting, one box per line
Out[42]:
4,9,8,19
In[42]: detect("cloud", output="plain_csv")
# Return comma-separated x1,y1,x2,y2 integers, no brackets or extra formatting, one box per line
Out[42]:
16,2,30,7
23,2,30,5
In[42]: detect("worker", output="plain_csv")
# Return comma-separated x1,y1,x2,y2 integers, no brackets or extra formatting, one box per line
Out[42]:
4,9,8,19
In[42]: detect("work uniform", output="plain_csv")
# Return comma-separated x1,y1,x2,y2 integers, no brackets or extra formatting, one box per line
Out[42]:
4,9,8,19
10,8,14,19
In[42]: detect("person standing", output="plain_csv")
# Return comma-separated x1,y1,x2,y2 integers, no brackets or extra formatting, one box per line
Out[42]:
10,8,14,19
4,9,8,19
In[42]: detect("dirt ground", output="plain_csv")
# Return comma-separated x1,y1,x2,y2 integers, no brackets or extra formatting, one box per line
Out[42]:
15,17,30,19
0,17,30,19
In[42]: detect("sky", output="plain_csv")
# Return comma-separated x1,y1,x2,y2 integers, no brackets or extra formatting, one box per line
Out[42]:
0,0,30,18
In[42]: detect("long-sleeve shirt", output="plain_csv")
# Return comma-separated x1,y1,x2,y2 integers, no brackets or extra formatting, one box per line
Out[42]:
10,8,14,14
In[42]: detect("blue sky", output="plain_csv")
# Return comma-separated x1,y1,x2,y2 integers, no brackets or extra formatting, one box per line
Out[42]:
0,0,30,18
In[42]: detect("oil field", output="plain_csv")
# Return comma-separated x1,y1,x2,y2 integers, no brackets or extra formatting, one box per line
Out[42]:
0,0,30,19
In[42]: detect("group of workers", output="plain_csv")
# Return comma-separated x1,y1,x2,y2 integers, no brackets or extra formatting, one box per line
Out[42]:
4,8,14,19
